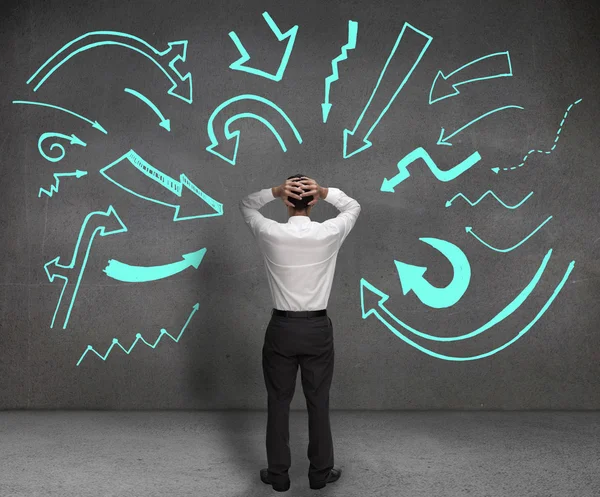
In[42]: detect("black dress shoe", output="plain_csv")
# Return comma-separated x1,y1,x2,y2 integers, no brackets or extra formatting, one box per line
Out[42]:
260,468,290,492
309,467,342,489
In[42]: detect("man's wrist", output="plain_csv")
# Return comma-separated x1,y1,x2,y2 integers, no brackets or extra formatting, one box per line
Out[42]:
319,186,328,199
272,186,281,197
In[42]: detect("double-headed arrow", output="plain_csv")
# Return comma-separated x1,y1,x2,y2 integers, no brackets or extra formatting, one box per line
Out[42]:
343,22,432,158
394,238,471,309
27,31,192,103
100,149,223,221
206,94,302,165
45,205,128,329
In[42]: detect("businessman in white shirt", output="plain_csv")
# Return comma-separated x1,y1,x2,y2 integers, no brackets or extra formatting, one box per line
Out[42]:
239,174,361,491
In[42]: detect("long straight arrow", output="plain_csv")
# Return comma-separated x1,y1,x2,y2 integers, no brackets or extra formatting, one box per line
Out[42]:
100,149,223,220
124,88,171,131
466,215,553,253
76,302,200,365
103,247,206,282
27,31,192,103
12,100,107,133
437,105,524,146
343,22,432,158
429,51,513,104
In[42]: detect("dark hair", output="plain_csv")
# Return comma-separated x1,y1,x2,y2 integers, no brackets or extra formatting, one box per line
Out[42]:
287,173,313,211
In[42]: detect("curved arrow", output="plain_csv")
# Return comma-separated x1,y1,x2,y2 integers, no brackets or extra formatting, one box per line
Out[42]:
322,20,358,123
429,51,513,104
27,31,192,103
437,105,524,146
103,247,206,282
12,100,107,133
100,149,223,221
466,215,552,253
446,190,533,209
381,147,481,192
394,238,471,309
343,22,432,158
228,11,298,81
360,254,575,360
492,98,582,173
206,94,302,165
45,205,128,329
76,302,199,366
124,88,170,131
39,170,88,198
38,132,86,162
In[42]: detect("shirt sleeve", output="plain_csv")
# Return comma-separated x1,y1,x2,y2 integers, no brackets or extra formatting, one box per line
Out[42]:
239,188,278,239
321,187,361,247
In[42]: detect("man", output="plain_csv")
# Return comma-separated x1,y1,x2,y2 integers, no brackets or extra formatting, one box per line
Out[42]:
238,174,361,492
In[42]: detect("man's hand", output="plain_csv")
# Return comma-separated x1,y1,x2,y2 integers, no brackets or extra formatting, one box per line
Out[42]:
273,178,306,207
296,176,322,206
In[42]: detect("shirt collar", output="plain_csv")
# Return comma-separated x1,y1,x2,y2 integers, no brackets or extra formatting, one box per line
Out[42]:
288,216,311,224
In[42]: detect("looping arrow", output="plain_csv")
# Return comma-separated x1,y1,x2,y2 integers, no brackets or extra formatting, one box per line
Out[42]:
394,237,471,309
228,11,298,81
38,132,86,162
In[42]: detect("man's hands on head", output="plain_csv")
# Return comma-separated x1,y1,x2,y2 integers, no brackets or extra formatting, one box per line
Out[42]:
273,176,324,207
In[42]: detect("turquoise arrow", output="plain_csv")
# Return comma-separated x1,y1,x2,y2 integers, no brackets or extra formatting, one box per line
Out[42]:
228,11,298,81
429,51,513,104
466,215,552,253
381,147,481,192
124,88,170,131
322,20,358,123
446,190,533,209
103,247,206,282
27,31,192,103
437,105,524,146
12,100,107,133
38,170,88,198
100,149,223,221
360,252,574,360
492,98,582,173
394,238,471,309
38,132,86,162
45,205,128,329
206,94,302,165
76,302,199,366
343,22,432,158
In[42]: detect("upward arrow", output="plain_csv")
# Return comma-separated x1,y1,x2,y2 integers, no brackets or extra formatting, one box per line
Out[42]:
343,22,432,158
228,11,298,81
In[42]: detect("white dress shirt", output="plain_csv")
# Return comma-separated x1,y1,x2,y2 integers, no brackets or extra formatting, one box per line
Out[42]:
239,187,361,311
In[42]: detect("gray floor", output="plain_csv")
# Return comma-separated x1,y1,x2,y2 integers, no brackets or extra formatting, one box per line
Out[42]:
1,411,598,497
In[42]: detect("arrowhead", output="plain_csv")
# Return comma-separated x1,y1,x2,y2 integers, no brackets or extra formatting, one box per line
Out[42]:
380,178,395,193
436,128,452,146
167,73,193,104
43,256,61,281
465,226,472,233
99,205,128,236
159,119,171,132
92,121,108,134
491,167,500,174
429,70,460,104
394,261,427,296
176,175,224,220
359,278,389,319
193,303,200,311
445,200,452,207
75,170,88,178
182,247,207,269
206,132,240,166
70,134,87,147
343,129,372,158
321,103,332,123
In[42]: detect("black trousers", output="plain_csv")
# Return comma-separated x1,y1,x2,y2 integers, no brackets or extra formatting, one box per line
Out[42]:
262,311,335,487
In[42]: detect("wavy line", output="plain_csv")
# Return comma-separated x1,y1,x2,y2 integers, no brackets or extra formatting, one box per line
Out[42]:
76,303,199,366
493,98,582,173
38,171,87,198
446,190,533,209
322,20,358,122
466,215,553,253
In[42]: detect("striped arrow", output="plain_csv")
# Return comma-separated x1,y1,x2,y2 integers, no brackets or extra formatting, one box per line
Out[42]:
103,247,206,282
12,100,107,133
124,88,171,131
